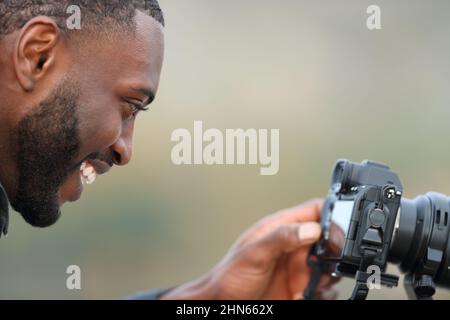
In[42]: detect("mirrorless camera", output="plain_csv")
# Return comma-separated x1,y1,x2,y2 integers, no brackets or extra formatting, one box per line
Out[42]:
304,159,450,300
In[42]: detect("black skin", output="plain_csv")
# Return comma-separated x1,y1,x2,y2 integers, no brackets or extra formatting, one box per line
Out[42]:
13,76,81,227
0,10,338,299
0,11,163,227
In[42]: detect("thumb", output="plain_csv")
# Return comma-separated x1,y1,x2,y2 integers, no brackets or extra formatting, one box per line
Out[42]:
297,222,322,245
252,222,322,260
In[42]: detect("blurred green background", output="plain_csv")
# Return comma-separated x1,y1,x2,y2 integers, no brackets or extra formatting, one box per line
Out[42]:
1,0,450,299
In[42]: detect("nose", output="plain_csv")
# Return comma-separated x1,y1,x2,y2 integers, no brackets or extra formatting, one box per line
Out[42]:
111,123,134,166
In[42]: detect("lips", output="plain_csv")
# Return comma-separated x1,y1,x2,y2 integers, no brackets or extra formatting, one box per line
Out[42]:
87,158,112,175
53,153,113,208
80,159,112,185
59,158,112,205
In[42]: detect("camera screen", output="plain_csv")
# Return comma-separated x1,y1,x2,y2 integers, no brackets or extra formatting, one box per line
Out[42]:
324,200,354,259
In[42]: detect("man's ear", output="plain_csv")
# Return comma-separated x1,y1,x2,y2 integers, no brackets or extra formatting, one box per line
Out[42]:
13,16,61,92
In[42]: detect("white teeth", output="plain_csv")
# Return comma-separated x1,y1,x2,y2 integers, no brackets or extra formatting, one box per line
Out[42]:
80,161,96,185
83,166,94,176
86,173,96,184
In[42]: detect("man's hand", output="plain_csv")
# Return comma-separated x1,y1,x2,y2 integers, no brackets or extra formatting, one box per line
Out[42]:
161,199,338,300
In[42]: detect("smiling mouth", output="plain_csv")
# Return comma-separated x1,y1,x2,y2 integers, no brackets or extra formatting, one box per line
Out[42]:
79,158,112,185
80,161,97,185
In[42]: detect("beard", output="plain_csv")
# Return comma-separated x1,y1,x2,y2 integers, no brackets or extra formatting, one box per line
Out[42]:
10,78,82,228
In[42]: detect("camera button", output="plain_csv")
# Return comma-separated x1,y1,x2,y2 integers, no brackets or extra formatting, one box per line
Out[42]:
369,208,386,228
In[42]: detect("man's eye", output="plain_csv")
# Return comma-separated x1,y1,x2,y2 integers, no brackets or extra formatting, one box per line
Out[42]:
125,102,145,119
129,103,139,116
122,99,150,120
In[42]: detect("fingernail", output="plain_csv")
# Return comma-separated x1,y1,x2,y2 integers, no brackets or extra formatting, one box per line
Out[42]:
298,222,321,242
293,292,304,300
321,289,338,300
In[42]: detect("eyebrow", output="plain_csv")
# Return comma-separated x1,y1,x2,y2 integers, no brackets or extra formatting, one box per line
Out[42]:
131,88,155,105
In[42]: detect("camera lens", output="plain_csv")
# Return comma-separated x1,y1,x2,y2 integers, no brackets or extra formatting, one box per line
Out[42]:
389,193,450,288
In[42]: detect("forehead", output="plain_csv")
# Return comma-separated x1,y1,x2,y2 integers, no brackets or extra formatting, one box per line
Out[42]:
126,11,164,87
79,11,164,94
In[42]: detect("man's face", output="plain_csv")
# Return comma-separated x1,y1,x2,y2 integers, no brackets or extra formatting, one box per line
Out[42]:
8,12,164,227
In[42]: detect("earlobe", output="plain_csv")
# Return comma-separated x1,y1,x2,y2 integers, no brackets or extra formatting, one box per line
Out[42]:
13,17,61,92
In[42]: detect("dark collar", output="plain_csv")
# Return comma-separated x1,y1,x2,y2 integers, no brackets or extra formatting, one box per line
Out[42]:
0,184,9,237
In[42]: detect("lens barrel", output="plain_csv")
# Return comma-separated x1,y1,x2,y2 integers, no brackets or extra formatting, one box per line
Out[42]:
389,193,450,288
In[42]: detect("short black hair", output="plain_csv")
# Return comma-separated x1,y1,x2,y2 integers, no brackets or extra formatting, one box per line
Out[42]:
0,0,164,37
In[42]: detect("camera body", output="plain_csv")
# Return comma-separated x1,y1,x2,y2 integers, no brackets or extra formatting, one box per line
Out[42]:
306,159,450,300
314,160,402,275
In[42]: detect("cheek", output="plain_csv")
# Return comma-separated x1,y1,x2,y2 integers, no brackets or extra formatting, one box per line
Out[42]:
78,111,122,155
75,88,123,155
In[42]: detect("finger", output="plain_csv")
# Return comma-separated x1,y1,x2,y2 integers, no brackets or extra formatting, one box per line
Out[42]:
327,223,345,256
267,199,323,225
251,222,322,263
317,274,341,290
316,287,339,300
261,255,291,300
236,199,323,246
287,248,312,297
288,250,341,299
293,283,339,300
